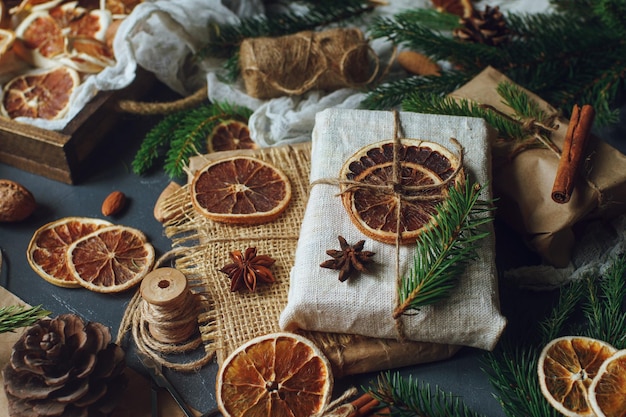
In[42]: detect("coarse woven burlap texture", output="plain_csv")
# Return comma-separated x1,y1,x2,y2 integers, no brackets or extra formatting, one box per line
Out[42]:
279,109,507,351
155,142,461,376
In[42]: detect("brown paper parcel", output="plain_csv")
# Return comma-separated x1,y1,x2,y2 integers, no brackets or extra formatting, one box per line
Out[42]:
450,66,626,267
156,143,460,378
279,109,507,351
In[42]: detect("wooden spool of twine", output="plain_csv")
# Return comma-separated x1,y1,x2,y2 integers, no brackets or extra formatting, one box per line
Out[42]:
140,267,200,345
239,27,381,100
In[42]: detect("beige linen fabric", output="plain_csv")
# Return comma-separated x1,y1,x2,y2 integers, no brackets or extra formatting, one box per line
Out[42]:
279,109,507,351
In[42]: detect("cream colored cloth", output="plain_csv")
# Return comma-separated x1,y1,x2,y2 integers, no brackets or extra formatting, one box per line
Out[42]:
279,109,507,351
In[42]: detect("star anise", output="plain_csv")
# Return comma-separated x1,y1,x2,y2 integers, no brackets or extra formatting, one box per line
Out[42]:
219,247,276,292
320,236,375,282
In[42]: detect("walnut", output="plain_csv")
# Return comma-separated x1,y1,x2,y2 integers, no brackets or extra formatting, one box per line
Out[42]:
0,179,36,222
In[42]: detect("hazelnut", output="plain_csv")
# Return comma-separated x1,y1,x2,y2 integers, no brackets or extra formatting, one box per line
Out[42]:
0,179,36,222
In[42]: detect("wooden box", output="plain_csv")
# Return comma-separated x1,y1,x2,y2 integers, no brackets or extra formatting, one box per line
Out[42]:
0,69,155,184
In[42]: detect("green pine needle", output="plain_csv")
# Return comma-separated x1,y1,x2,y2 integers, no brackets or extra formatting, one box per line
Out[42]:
0,305,49,334
394,179,494,318
133,102,252,178
368,371,487,417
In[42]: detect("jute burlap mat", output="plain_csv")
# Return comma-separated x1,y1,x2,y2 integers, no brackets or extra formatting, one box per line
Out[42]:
135,142,458,376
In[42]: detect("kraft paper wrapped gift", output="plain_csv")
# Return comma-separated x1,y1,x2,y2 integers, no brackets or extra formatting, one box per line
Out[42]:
279,109,507,351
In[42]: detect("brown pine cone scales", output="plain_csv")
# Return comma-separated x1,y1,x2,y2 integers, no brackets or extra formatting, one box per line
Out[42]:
2,313,127,417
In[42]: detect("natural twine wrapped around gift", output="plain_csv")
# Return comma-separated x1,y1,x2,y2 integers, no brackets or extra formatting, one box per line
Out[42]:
240,28,379,100
279,109,507,351
134,143,460,377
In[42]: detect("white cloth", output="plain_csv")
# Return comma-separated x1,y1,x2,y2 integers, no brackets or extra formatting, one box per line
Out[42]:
279,109,507,351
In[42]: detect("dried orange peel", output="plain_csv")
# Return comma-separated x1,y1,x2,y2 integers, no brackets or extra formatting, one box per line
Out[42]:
216,332,333,417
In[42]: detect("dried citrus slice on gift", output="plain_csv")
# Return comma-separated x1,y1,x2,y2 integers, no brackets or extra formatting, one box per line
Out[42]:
216,332,333,417
589,349,626,417
191,156,292,224
27,217,113,288
538,336,618,417
66,225,155,293
339,139,463,244
207,120,258,153
1,65,80,119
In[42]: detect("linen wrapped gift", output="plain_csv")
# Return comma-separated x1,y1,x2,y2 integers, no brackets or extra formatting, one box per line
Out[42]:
279,109,507,351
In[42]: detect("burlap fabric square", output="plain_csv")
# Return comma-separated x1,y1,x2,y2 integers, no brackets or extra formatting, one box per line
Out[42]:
279,109,507,351
156,142,461,377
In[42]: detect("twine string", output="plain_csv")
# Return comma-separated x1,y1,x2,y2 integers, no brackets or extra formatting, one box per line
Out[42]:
310,111,464,341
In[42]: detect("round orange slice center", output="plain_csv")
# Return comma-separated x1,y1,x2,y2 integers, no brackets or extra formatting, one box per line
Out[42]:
538,336,618,417
207,120,258,153
339,139,462,244
27,217,113,288
216,332,333,417
191,156,292,225
66,225,155,293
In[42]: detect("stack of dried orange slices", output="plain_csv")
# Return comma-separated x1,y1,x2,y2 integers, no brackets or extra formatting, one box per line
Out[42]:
191,156,292,225
216,332,333,417
27,217,155,293
538,336,626,417
339,139,463,244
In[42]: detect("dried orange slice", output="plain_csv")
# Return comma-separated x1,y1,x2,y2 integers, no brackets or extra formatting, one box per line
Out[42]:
14,10,65,66
207,120,258,153
9,0,63,16
589,349,626,417
431,0,475,18
66,225,155,293
339,139,463,245
191,156,292,225
538,336,618,417
216,332,333,417
27,217,113,288
61,36,115,73
1,65,80,119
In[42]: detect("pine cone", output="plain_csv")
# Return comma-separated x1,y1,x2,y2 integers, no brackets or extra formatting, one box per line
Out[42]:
2,314,127,417
453,5,510,46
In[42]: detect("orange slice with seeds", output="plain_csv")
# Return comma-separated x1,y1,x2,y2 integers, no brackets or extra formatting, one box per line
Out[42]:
339,139,463,245
1,65,80,120
27,217,113,288
207,120,257,153
216,332,333,417
191,156,292,225
66,225,155,293
538,336,618,417
589,349,626,417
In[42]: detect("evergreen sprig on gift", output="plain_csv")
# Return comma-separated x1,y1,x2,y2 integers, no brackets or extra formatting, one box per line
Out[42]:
132,102,252,178
366,371,487,417
197,0,377,81
394,179,494,318
364,0,626,126
485,254,626,417
404,81,560,158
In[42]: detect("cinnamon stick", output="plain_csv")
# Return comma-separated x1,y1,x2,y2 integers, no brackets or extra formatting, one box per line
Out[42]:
551,104,595,204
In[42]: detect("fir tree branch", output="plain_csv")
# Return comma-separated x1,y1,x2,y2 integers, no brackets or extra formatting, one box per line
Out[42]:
0,305,50,333
537,278,585,344
132,110,187,176
197,0,376,61
368,371,487,417
484,346,559,417
393,180,494,318
582,255,626,348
